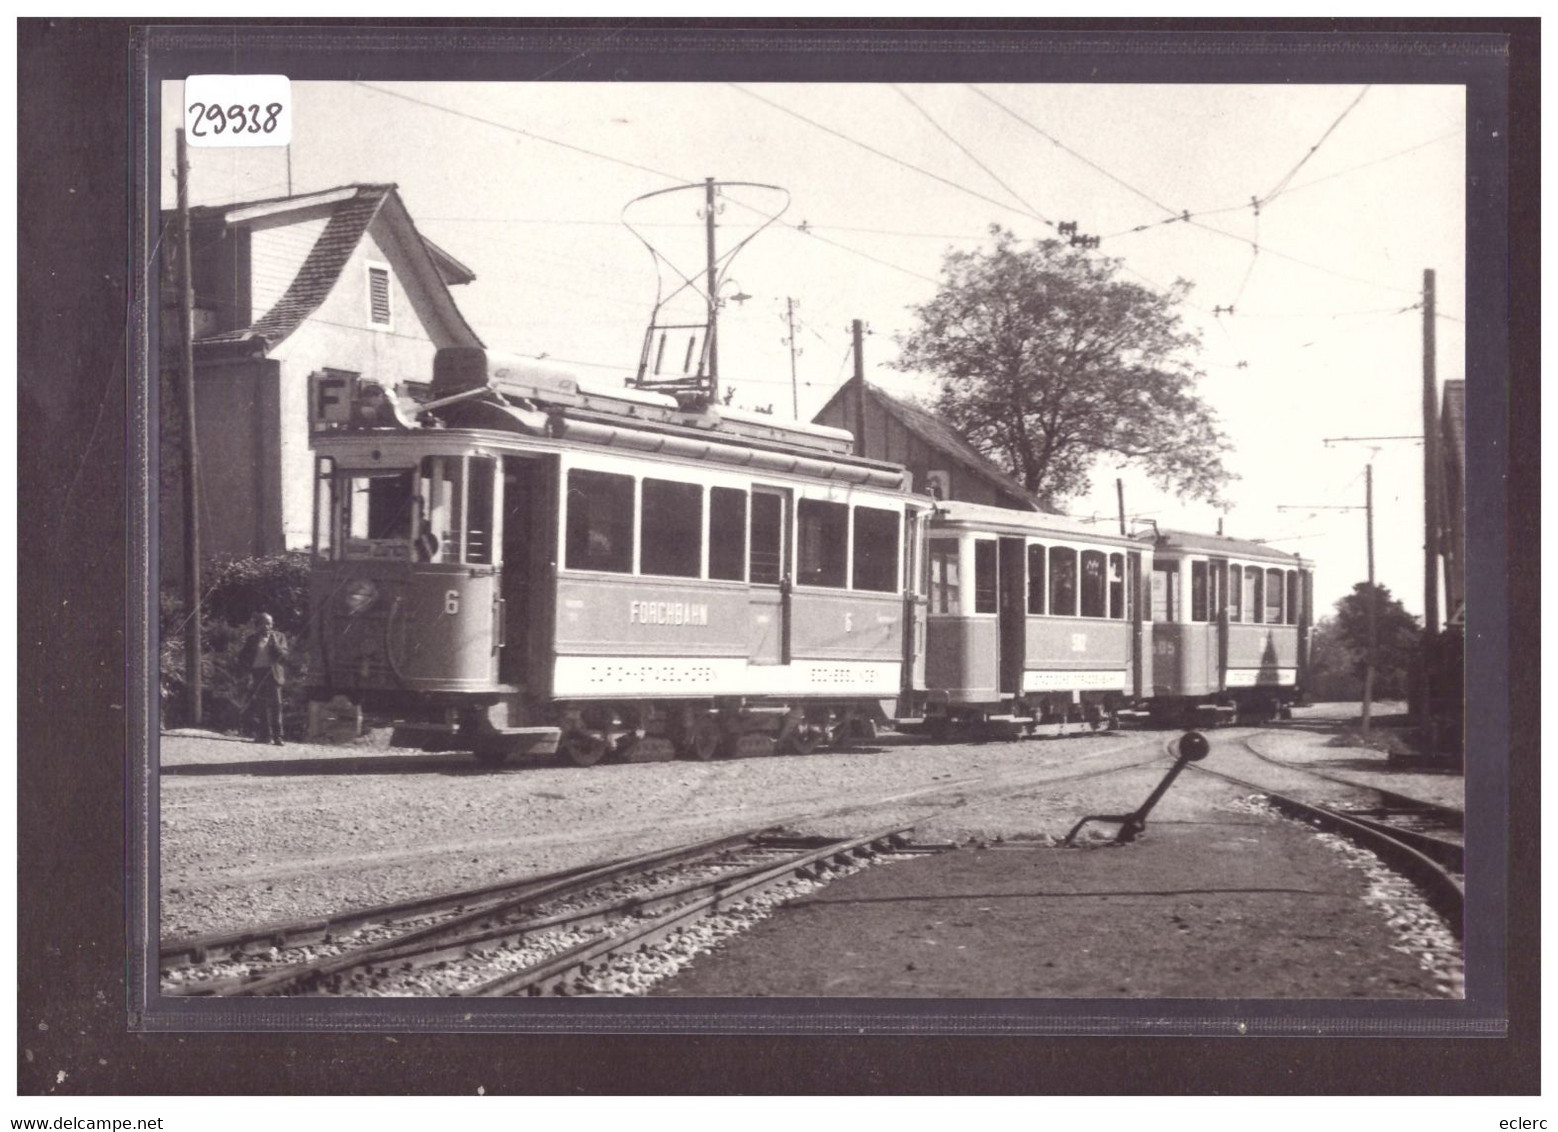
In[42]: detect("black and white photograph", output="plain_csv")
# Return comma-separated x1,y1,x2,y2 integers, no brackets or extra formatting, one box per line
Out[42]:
144,65,1492,1014
20,22,1537,1106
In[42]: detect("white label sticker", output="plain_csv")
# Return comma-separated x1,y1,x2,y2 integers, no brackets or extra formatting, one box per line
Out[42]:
184,75,292,147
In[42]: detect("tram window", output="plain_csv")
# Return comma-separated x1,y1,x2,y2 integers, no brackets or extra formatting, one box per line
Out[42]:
565,469,634,573
465,459,494,565
1191,560,1209,622
750,492,785,585
1080,550,1107,618
974,540,998,614
1110,553,1125,619
417,457,465,562
797,499,847,588
1228,565,1243,622
1127,554,1139,621
852,506,900,593
340,470,414,559
928,539,960,614
1248,568,1264,624
1286,570,1300,625
1049,547,1078,617
641,478,703,578
1266,568,1285,624
1151,562,1178,622
709,488,747,581
314,458,334,558
1026,544,1045,614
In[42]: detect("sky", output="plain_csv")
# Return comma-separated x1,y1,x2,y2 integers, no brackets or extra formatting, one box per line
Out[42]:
161,79,1466,621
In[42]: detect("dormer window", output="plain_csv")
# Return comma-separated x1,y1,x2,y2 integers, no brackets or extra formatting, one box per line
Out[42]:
367,263,392,328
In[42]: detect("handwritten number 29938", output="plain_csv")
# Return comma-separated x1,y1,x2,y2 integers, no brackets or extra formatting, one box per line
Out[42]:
188,102,283,138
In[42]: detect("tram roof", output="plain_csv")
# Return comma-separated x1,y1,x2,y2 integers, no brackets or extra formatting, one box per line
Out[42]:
930,500,1139,543
1153,528,1311,566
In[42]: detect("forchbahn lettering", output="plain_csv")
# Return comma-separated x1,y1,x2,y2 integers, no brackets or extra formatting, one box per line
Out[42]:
629,599,709,626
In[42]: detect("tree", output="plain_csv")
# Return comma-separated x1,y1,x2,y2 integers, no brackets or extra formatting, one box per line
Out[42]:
1331,581,1421,700
895,227,1233,509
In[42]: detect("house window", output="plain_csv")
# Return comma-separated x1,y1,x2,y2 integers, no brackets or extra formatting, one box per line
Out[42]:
367,264,392,327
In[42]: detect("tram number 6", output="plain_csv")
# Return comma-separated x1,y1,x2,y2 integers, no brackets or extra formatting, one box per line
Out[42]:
444,590,460,616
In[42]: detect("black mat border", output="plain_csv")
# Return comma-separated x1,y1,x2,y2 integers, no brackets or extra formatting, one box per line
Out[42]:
18,17,1538,1095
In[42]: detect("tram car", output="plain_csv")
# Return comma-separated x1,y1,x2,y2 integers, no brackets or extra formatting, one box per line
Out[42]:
912,501,1148,734
907,508,1314,732
1145,529,1312,724
306,347,930,766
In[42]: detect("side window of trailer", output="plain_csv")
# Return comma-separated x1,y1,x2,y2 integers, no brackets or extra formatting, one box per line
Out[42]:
973,539,998,614
565,469,635,573
1266,568,1285,624
1286,570,1300,625
796,499,848,588
1026,544,1046,614
1109,553,1125,619
1228,565,1242,622
928,538,960,614
852,506,900,593
1151,562,1177,622
749,491,785,585
1049,547,1078,617
1248,567,1264,624
1191,560,1209,622
1080,549,1107,618
708,487,747,581
640,478,703,578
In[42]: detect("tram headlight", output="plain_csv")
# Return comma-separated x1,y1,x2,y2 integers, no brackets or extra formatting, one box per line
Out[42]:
342,578,379,616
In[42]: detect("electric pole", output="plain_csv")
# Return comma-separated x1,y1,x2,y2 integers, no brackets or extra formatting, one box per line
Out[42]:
1362,463,1377,735
851,319,867,458
704,176,719,403
176,129,203,725
1420,268,1439,754
784,297,800,420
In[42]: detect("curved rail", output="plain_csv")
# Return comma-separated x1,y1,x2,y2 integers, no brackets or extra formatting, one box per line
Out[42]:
1238,735,1464,827
1192,763,1464,938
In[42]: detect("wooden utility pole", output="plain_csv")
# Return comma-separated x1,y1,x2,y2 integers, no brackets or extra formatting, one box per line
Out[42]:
1116,478,1126,535
1362,463,1377,734
785,297,800,420
176,128,203,725
852,319,867,457
704,176,719,402
1420,268,1439,753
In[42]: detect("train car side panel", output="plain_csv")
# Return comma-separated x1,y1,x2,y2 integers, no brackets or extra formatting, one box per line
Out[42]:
1021,617,1131,692
924,617,1000,703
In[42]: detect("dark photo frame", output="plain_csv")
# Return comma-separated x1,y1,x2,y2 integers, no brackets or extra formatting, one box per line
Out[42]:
18,18,1538,1096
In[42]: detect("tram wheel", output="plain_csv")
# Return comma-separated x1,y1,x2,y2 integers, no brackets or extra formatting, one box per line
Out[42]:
681,716,723,762
560,730,610,767
788,726,824,756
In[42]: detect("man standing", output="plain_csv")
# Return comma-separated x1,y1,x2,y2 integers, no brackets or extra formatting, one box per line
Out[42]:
239,612,290,745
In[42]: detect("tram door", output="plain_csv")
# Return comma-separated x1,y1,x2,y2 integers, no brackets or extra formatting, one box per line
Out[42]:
748,487,791,665
901,506,928,699
498,455,558,692
997,537,1027,697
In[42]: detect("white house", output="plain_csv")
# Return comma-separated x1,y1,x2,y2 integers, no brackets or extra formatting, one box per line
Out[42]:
159,183,481,571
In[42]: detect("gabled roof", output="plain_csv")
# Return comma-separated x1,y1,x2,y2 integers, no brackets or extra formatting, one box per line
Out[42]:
179,184,480,353
1441,379,1465,477
825,381,1045,511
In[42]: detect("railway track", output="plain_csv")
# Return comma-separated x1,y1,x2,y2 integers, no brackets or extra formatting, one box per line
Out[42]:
163,823,916,997
1190,755,1464,938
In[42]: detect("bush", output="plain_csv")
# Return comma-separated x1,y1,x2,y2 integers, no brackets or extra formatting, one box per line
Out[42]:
160,552,311,736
